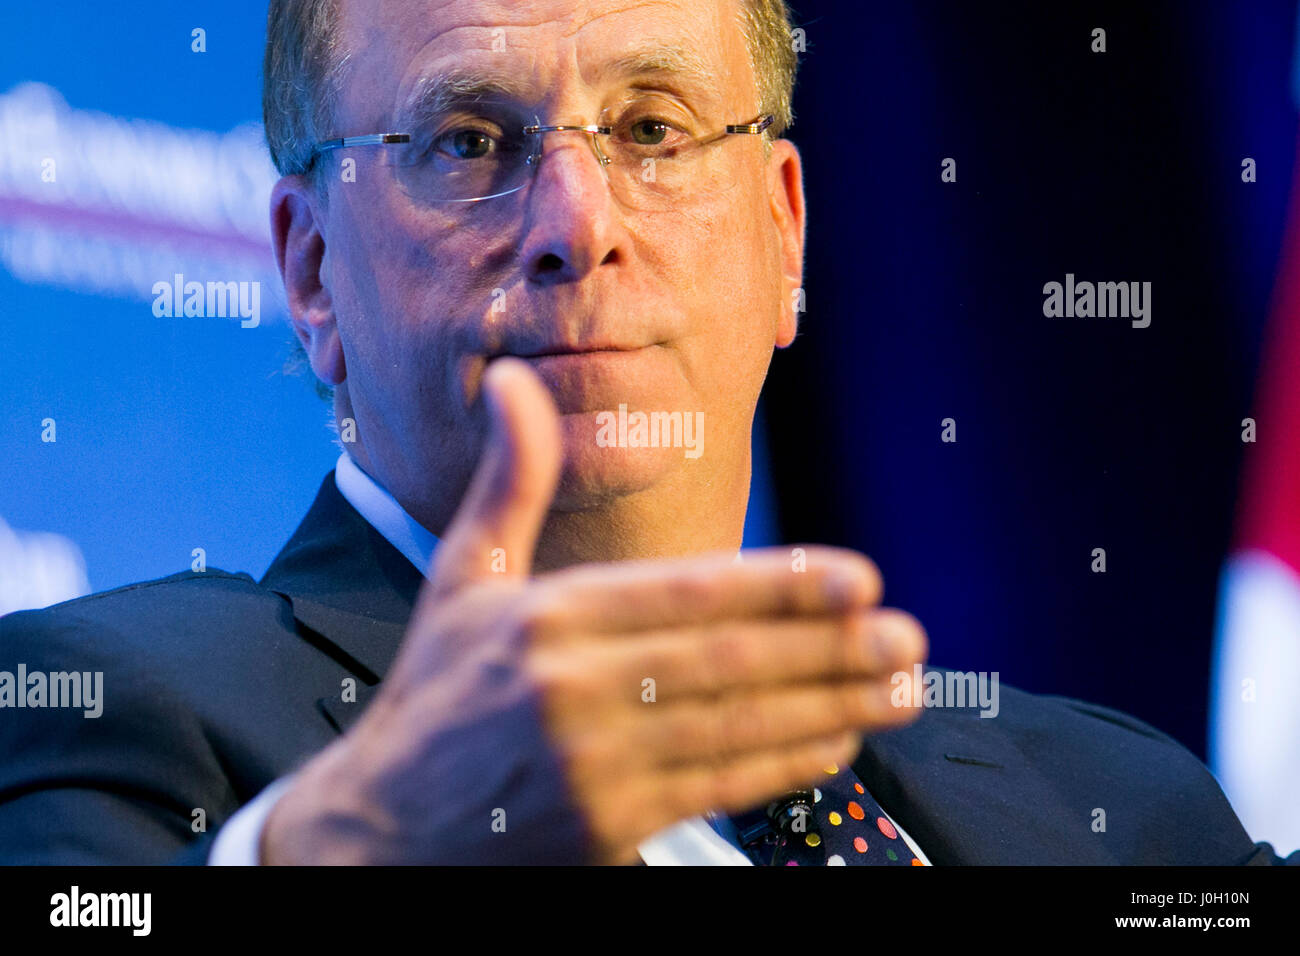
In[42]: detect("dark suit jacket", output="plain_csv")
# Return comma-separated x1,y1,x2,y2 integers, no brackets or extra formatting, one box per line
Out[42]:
0,472,1293,865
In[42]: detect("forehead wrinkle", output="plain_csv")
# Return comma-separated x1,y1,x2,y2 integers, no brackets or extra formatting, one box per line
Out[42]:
396,69,535,128
395,43,722,130
372,0,743,128
599,44,720,91
566,2,748,108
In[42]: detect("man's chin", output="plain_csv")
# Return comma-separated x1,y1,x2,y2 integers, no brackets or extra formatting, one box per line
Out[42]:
550,411,697,512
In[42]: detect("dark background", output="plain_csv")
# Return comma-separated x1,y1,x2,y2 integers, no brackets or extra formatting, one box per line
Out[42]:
764,0,1298,759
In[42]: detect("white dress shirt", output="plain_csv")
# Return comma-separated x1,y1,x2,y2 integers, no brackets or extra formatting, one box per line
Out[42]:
210,453,930,865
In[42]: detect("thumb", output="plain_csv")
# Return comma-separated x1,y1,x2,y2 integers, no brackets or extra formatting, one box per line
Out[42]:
427,357,562,598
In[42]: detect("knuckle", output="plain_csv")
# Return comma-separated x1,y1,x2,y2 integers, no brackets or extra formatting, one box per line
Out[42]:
631,640,677,697
702,627,755,686
665,571,718,614
717,693,766,753
697,707,730,762
661,708,703,757
514,589,570,645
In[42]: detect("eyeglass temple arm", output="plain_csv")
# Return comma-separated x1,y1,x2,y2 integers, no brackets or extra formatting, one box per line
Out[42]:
725,115,774,135
313,133,412,156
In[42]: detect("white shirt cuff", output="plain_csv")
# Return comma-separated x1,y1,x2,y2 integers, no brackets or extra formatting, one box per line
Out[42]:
637,815,754,865
207,775,299,865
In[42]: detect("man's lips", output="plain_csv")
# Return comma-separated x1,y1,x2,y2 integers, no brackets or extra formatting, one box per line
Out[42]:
494,344,651,359
485,345,669,414
457,345,660,410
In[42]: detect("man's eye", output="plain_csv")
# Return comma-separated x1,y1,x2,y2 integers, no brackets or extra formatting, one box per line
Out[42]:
436,128,497,159
629,119,671,146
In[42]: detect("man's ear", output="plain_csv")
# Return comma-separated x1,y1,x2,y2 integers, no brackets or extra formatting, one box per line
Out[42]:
271,174,345,386
766,138,806,349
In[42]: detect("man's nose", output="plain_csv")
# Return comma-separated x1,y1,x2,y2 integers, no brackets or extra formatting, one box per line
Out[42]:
519,133,622,285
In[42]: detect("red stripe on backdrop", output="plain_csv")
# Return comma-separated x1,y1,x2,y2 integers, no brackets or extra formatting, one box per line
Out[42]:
1236,128,1300,577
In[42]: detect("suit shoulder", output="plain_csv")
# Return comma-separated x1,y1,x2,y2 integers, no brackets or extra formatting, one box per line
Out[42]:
985,678,1204,770
0,568,333,732
13,567,268,614
1037,692,1182,742
0,569,295,666
982,677,1260,860
992,681,1181,745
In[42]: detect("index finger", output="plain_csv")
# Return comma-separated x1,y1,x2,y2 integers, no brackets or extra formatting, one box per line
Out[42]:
526,546,883,634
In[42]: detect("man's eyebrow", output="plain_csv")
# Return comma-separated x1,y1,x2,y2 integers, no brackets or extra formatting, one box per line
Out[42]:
395,70,533,128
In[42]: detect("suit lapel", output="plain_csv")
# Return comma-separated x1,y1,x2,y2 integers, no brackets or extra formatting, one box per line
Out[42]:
852,699,1120,865
261,472,422,713
317,681,380,735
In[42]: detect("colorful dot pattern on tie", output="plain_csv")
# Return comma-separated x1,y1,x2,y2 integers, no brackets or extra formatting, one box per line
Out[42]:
738,762,926,866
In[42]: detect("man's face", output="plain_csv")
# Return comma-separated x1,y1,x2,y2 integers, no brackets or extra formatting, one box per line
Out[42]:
285,0,804,542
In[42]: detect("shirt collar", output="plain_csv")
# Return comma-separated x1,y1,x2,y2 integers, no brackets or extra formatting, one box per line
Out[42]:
333,452,439,575
333,452,749,580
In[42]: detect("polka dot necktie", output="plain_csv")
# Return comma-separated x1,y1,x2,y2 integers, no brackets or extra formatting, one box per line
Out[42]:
729,762,926,865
